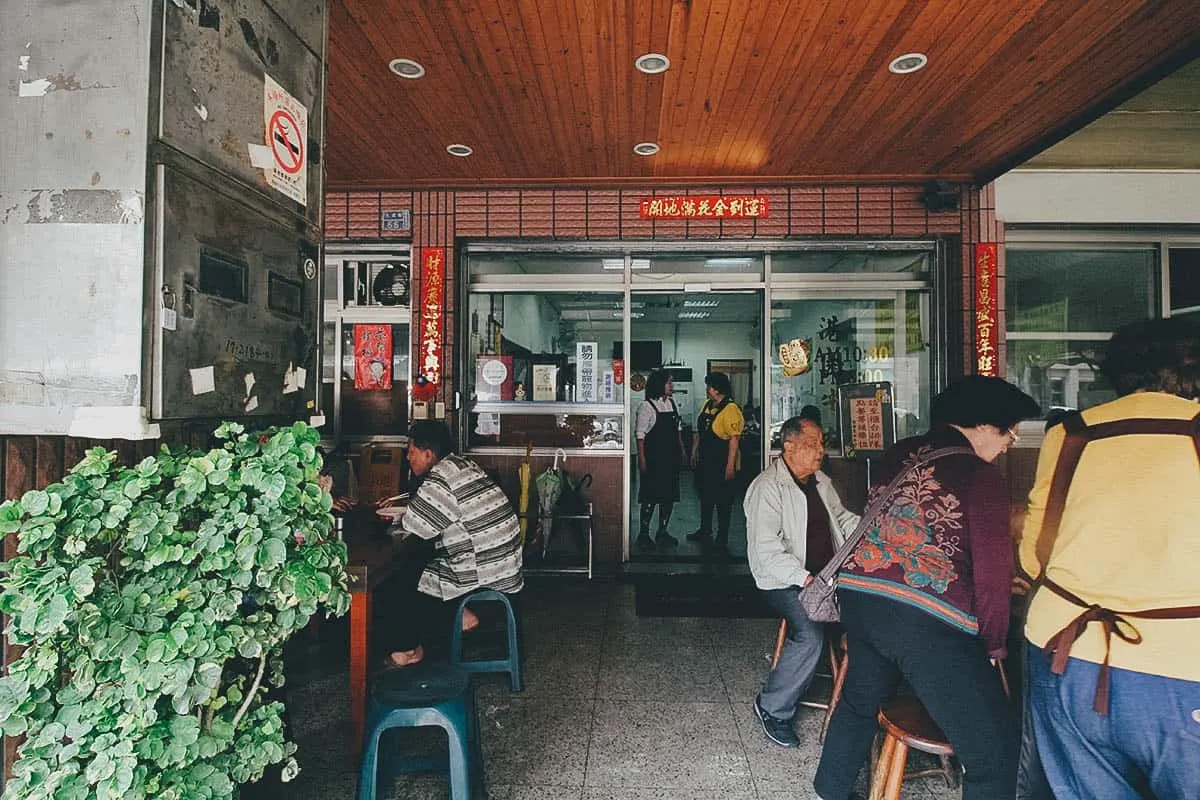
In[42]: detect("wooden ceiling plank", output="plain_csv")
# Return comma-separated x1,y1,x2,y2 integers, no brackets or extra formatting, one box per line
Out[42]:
776,0,901,173
945,11,1200,176
709,1,774,173
843,0,1024,173
929,0,1195,174
657,0,717,174
719,0,832,177
687,0,758,174
678,0,738,173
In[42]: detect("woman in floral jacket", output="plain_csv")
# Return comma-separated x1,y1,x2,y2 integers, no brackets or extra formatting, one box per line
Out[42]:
813,376,1038,800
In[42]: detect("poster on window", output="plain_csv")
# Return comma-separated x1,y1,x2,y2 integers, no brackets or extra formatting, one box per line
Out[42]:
576,342,598,402
838,381,895,459
354,324,392,390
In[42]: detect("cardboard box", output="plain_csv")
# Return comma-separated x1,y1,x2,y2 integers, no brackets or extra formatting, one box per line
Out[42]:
357,444,406,505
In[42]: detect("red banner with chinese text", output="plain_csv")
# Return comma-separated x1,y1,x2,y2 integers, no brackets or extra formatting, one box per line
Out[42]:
419,247,445,387
353,324,392,390
975,243,999,376
639,195,769,219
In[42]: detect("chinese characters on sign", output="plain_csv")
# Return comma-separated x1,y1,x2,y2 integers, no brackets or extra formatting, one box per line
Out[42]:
419,248,445,388
576,342,598,402
849,398,885,451
353,324,392,391
638,195,769,219
838,382,895,459
975,243,999,377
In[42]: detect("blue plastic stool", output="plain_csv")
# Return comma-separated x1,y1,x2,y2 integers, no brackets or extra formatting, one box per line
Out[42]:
450,589,523,692
356,662,481,800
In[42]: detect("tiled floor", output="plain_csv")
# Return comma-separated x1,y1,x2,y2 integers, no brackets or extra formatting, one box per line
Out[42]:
260,579,962,799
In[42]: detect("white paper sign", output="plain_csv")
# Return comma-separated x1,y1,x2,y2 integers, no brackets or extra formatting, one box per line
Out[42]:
576,342,598,403
262,74,308,206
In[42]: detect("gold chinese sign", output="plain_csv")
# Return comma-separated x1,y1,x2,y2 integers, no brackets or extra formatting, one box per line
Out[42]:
975,243,999,376
639,195,769,219
419,247,445,387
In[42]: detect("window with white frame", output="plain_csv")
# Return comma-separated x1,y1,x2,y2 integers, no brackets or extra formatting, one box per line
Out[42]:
1005,245,1159,415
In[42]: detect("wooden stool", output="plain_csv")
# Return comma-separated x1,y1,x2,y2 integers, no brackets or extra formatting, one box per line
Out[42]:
769,619,848,741
869,695,960,800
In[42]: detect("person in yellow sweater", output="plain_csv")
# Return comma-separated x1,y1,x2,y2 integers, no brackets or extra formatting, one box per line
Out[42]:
1019,316,1200,800
688,372,744,556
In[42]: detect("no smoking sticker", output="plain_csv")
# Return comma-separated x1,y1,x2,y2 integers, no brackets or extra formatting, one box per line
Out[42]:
261,74,308,206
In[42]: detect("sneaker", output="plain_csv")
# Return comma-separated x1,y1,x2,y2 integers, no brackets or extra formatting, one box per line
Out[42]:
635,533,656,551
655,532,678,547
686,529,712,542
754,695,799,747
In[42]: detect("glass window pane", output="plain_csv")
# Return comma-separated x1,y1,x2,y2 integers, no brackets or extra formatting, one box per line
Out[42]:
630,253,764,279
1169,248,1200,314
1007,249,1156,332
340,323,410,436
772,250,931,277
467,292,625,404
769,293,930,449
1006,339,1115,414
468,253,615,279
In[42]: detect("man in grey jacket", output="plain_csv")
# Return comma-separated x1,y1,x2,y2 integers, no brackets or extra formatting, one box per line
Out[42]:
748,415,860,747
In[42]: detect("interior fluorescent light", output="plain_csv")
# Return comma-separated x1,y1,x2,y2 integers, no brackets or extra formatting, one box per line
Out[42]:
601,258,650,270
704,257,754,267
612,311,644,318
677,311,710,320
683,299,720,308
770,308,792,320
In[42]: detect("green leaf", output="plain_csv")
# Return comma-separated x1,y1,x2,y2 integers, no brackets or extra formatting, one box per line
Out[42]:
36,594,70,635
20,490,50,517
68,565,95,599
258,539,287,571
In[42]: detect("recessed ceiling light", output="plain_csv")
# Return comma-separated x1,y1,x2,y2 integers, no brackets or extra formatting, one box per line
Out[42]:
635,53,670,74
633,142,660,157
888,53,928,74
446,143,473,157
388,58,426,79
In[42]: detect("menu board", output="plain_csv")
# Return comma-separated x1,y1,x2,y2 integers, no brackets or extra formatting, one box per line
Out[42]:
838,381,896,459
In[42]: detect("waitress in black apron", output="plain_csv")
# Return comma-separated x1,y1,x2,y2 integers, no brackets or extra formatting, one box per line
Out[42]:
688,372,744,555
635,369,685,551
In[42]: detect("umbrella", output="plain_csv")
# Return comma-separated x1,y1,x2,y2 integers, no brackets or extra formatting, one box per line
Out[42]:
517,443,533,545
535,448,568,558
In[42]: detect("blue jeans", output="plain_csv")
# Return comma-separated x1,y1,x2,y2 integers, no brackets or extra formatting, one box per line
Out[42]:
1028,645,1200,799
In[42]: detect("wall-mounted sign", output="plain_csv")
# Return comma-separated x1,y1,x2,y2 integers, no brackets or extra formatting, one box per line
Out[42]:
639,195,769,219
418,248,445,387
975,243,999,376
838,381,895,459
532,365,557,401
576,341,599,402
262,74,308,206
381,209,411,232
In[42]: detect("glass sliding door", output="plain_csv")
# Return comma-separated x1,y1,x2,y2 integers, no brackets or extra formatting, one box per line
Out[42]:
627,289,763,562
768,289,932,453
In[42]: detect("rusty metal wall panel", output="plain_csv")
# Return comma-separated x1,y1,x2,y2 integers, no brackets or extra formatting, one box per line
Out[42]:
160,0,324,226
153,166,319,419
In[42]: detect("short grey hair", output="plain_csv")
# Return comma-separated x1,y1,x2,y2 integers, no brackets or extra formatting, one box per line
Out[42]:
779,415,818,444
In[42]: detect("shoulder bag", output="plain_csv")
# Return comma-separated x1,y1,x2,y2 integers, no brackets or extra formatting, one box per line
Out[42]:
799,445,974,622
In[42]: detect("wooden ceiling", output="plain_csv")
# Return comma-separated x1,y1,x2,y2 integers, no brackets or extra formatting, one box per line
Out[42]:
326,1,1200,188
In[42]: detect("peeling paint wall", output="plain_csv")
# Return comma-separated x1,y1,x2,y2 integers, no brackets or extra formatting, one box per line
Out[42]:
0,2,152,432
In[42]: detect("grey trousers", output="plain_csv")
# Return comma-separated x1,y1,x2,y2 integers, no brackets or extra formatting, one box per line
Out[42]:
760,586,825,720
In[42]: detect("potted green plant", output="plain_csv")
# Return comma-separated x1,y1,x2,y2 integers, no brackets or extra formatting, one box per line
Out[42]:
0,421,350,800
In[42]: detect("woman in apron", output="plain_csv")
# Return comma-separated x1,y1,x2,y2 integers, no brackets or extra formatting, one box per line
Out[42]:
635,369,686,551
688,372,744,555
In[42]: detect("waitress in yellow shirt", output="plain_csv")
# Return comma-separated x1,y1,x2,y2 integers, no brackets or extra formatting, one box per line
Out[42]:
687,372,744,555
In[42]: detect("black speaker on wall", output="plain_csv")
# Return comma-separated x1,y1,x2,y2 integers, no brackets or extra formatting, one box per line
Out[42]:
920,181,961,213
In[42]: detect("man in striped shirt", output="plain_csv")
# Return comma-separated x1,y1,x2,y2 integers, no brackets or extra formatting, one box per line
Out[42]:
385,421,523,668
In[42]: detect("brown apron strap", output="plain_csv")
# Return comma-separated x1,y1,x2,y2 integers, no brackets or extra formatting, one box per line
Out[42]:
1041,577,1200,715
1033,412,1088,570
